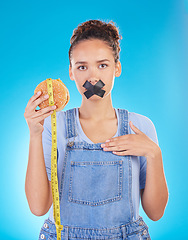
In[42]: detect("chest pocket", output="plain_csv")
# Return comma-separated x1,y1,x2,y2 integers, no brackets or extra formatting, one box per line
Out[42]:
68,160,123,206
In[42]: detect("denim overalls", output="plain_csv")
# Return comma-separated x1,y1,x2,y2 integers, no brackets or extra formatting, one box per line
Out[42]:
38,108,151,240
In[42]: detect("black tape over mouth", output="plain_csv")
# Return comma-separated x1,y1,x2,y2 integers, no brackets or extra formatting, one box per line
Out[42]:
82,80,106,99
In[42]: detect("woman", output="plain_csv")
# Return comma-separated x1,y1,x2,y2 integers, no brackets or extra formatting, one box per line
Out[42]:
24,19,168,240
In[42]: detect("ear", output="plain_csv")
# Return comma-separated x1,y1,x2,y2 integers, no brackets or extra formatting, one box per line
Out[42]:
69,65,74,81
115,60,121,77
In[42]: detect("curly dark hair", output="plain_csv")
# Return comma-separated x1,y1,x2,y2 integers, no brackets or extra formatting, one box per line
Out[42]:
69,19,122,67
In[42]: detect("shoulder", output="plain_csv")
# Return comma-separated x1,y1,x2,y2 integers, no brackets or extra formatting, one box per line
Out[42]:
128,111,153,133
43,109,66,130
128,111,159,145
43,107,75,127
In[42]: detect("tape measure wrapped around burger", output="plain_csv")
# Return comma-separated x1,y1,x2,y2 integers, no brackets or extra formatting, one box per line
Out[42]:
34,78,69,240
34,78,70,111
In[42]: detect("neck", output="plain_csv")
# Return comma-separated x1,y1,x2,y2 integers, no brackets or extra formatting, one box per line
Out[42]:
78,94,116,121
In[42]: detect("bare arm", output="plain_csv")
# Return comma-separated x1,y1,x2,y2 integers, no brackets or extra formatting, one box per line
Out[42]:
25,135,53,216
24,91,56,216
140,148,169,221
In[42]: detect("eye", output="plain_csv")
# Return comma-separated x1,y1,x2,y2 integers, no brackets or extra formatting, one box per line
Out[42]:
99,64,108,68
78,66,86,70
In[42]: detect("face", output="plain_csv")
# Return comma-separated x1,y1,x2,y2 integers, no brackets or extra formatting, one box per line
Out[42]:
69,39,121,100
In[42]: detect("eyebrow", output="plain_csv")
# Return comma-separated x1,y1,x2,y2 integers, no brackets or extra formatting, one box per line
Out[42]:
75,59,110,65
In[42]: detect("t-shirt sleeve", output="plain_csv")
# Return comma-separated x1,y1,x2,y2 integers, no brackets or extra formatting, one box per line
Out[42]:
42,116,52,181
139,116,159,189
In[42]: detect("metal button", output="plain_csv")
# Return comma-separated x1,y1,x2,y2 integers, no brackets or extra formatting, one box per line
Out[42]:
40,234,46,239
44,223,49,228
142,229,147,235
139,220,144,226
68,141,74,147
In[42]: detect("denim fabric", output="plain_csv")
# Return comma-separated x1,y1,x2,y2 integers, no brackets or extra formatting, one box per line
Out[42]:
42,107,159,222
39,108,151,240
38,216,151,239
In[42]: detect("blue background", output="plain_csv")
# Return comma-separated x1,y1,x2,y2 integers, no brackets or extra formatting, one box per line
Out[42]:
0,0,187,239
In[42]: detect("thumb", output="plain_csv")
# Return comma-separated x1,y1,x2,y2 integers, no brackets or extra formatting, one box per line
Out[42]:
129,121,142,134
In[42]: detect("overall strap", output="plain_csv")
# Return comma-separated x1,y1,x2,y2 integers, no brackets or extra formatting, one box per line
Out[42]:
65,108,77,139
118,109,129,136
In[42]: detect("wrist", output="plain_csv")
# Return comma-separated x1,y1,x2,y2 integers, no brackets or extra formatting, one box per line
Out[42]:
30,133,43,141
145,145,162,161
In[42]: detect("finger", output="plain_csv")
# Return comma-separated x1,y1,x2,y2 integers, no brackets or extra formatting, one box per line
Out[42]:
129,121,143,134
25,92,43,113
103,144,129,152
31,93,50,111
107,136,125,142
25,93,49,118
106,134,132,144
103,138,129,148
34,109,55,122
112,150,132,156
33,105,56,118
26,91,42,109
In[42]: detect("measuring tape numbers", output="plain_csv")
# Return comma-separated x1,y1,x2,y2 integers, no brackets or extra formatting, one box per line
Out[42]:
47,78,63,240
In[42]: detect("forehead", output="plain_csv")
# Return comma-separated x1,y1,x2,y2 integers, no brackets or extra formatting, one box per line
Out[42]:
71,39,113,61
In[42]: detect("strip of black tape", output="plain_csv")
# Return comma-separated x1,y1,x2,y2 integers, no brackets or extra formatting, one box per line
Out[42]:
83,80,106,99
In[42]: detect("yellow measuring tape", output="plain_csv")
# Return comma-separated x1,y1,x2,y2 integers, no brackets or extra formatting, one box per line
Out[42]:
47,78,63,240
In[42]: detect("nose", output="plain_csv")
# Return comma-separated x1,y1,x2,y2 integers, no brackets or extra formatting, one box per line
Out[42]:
88,79,98,85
